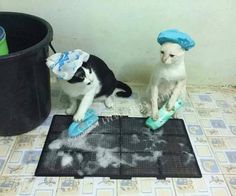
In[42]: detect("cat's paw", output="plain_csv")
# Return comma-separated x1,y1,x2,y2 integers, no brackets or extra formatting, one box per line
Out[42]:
151,110,159,121
152,113,159,121
166,101,175,111
104,98,114,108
73,112,85,122
173,112,178,119
139,102,149,115
65,106,77,115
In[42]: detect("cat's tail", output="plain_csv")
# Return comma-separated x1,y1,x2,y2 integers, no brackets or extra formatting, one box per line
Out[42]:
116,81,132,97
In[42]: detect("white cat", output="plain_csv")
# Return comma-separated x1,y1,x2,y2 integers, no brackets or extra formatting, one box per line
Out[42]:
140,42,186,120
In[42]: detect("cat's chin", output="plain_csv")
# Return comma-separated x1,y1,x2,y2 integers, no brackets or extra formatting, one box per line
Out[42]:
161,62,183,67
161,63,175,67
162,63,172,66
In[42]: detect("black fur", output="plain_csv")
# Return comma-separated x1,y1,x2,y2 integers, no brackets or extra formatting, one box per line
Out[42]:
68,55,132,98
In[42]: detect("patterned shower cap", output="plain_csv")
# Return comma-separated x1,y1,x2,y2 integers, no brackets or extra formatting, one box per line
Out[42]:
46,49,90,80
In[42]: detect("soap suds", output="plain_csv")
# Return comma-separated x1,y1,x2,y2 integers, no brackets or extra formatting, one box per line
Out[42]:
131,134,140,144
44,125,194,175
183,151,195,165
61,153,73,167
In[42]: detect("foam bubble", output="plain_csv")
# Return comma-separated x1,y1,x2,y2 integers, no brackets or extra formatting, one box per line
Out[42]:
61,153,73,167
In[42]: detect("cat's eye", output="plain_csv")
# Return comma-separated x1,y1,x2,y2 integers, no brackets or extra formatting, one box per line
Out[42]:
170,54,175,57
80,76,85,79
160,51,164,54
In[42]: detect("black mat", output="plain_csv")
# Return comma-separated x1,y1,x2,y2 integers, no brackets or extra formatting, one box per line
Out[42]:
35,115,202,179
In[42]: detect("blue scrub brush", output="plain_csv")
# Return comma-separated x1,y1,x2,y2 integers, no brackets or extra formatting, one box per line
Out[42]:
68,109,99,138
146,99,184,131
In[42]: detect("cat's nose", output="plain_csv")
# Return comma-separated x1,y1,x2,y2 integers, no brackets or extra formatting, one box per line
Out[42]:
162,57,171,64
161,58,167,64
161,56,167,63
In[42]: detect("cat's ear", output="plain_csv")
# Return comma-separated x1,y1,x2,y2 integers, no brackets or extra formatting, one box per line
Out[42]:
74,67,83,78
89,67,92,73
86,64,92,73
83,62,92,73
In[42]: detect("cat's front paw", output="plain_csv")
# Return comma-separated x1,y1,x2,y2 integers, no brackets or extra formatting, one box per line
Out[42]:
139,102,149,115
166,101,175,111
73,112,85,122
152,112,159,121
105,98,114,108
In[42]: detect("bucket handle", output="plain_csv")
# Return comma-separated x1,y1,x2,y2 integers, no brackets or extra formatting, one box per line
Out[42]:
49,42,56,54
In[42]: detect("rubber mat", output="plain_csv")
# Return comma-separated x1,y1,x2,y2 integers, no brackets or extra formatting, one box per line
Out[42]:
35,115,202,179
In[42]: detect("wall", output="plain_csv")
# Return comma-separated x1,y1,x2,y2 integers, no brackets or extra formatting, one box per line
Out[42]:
1,0,236,85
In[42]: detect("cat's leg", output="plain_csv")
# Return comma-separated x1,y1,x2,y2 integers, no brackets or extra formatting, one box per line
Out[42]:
173,112,178,118
139,101,150,115
65,97,77,115
73,89,96,122
151,85,159,120
139,80,152,115
104,95,114,108
167,80,186,111
173,82,186,119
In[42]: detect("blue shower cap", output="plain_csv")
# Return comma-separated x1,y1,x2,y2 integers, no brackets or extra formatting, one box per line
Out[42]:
157,29,195,50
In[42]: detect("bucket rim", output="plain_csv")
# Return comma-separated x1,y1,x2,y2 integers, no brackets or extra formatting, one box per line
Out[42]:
0,11,53,60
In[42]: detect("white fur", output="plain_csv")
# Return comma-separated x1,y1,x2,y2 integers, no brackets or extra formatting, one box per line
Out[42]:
141,43,187,120
59,67,113,122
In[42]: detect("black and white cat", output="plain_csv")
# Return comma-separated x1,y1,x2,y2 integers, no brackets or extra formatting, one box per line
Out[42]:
58,54,132,122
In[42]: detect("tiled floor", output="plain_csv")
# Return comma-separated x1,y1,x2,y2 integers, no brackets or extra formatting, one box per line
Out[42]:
0,84,236,196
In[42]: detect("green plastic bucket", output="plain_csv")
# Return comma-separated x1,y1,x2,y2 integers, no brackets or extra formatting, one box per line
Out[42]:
0,26,9,56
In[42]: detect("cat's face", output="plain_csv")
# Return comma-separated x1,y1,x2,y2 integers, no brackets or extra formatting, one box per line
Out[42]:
67,67,93,85
160,43,185,65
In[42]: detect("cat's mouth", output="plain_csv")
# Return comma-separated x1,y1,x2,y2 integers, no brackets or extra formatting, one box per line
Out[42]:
161,59,173,65
161,58,172,65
